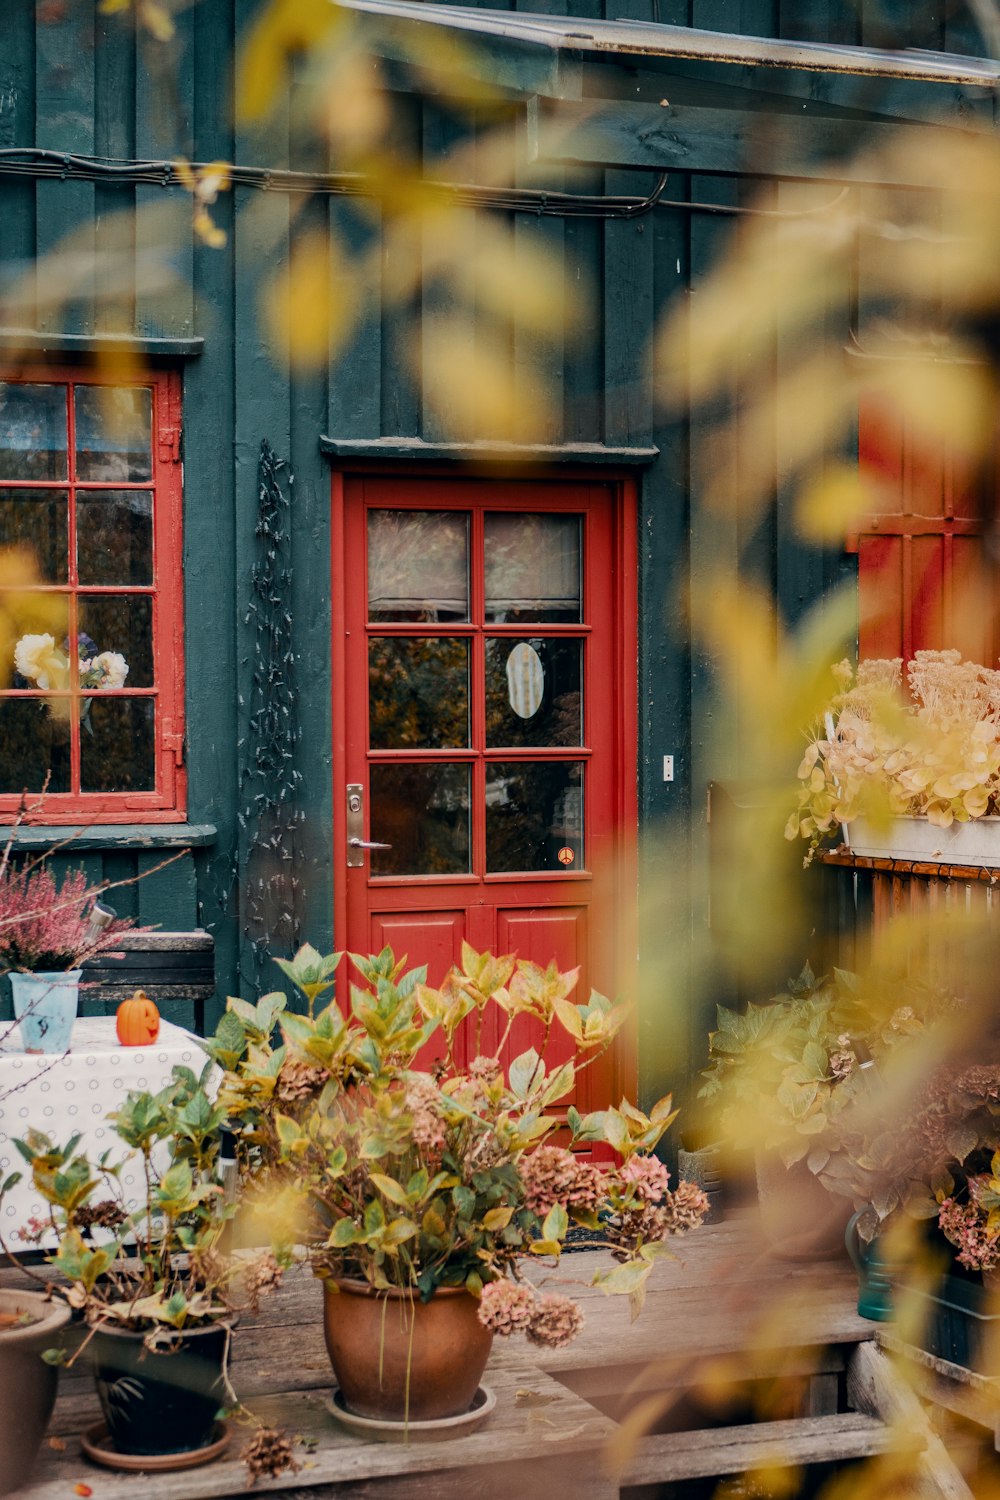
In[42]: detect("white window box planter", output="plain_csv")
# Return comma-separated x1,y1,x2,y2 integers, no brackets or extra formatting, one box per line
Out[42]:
844,815,1000,868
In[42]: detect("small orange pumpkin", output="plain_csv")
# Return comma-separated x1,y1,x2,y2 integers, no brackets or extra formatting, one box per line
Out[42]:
116,990,160,1046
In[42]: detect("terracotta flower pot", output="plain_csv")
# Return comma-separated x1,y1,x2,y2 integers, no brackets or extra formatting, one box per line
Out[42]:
322,1278,492,1422
0,1289,71,1496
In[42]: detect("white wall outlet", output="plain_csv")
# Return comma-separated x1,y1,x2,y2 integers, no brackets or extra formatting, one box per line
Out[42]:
663,755,675,782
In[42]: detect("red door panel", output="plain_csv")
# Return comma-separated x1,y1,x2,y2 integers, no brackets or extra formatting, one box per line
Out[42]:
331,473,637,1117
368,909,468,980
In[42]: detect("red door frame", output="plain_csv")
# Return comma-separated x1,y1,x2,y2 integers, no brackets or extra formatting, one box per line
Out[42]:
330,465,638,1109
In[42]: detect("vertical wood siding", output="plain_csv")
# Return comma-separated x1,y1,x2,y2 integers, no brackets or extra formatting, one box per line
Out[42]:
0,0,979,1063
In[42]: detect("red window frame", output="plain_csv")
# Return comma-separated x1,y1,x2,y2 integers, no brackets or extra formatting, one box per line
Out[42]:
0,366,186,823
852,394,997,667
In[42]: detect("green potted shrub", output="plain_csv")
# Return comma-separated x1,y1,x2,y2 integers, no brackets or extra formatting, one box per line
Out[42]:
206,943,709,1427
698,964,951,1256
2,1064,283,1467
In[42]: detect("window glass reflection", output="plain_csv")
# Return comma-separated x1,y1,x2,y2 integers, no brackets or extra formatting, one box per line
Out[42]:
369,638,469,749
0,384,66,481
484,513,581,623
485,638,582,748
485,761,584,873
368,510,469,622
370,763,470,876
0,488,67,582
74,387,152,483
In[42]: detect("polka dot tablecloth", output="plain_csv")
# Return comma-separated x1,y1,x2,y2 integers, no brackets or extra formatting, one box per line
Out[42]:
0,1017,208,1250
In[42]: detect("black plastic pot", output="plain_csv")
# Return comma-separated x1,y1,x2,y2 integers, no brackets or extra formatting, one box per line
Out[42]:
908,1274,1000,1373
89,1320,232,1456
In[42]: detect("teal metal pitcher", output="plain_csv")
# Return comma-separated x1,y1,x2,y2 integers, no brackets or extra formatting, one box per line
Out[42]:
844,1209,894,1322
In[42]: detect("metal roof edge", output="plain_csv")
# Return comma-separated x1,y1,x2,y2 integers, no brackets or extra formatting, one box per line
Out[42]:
340,0,1000,87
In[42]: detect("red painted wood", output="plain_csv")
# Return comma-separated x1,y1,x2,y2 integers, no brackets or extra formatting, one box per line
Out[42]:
0,367,185,821
331,472,637,1116
856,396,995,667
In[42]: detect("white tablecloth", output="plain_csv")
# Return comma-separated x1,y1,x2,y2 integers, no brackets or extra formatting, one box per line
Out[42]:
0,1017,208,1249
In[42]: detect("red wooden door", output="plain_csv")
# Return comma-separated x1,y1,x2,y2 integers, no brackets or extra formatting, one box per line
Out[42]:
331,473,637,1116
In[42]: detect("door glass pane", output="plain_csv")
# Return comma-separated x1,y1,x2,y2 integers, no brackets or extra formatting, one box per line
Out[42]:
485,638,582,748
78,597,152,688
484,513,581,623
369,638,469,749
80,698,155,791
78,490,153,585
370,763,470,876
486,761,584,873
0,698,71,792
0,488,67,582
0,384,67,481
74,387,153,483
368,510,469,622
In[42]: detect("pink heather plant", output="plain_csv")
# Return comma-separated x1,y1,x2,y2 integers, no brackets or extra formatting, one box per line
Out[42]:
0,864,135,971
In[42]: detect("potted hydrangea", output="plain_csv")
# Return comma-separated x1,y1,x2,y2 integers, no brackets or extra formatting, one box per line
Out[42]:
207,943,708,1427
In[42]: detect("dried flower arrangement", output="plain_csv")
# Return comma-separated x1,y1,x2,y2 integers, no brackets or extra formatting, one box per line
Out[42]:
786,650,1000,864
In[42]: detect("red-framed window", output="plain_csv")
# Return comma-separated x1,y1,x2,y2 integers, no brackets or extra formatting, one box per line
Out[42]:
852,395,998,666
0,367,185,821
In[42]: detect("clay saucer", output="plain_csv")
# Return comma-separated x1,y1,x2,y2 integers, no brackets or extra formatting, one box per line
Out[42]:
80,1420,231,1472
324,1385,496,1442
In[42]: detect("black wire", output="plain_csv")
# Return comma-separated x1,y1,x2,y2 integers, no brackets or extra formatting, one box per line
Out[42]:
0,148,670,220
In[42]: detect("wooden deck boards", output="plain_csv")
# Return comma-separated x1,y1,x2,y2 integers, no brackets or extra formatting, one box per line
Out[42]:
3,1214,885,1499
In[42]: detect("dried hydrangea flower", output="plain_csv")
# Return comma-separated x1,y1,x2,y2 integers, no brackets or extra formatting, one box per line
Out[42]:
620,1154,670,1204
520,1145,605,1218
664,1179,710,1234
404,1075,448,1159
526,1292,584,1349
275,1058,328,1104
242,1251,285,1313
243,1426,301,1486
477,1278,535,1335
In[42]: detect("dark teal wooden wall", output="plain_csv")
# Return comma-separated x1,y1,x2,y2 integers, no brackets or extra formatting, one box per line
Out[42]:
0,0,987,1098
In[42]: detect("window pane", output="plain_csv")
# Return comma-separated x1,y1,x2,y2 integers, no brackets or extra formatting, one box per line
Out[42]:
78,597,153,688
77,490,153,585
484,513,581,623
486,761,584,873
368,510,469,622
0,699,70,793
485,638,582,748
369,638,469,750
0,384,67,481
80,698,155,791
74,387,153,483
370,763,470,876
0,488,67,583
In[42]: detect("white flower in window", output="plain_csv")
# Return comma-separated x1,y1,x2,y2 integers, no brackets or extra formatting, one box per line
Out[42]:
14,634,69,692
88,652,129,690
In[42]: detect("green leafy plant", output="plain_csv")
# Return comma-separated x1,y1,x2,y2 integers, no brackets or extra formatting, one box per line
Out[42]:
699,963,1000,1241
0,1064,282,1349
787,652,1000,865
206,942,708,1331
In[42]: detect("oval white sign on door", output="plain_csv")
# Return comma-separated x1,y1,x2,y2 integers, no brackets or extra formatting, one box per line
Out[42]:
506,642,544,719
